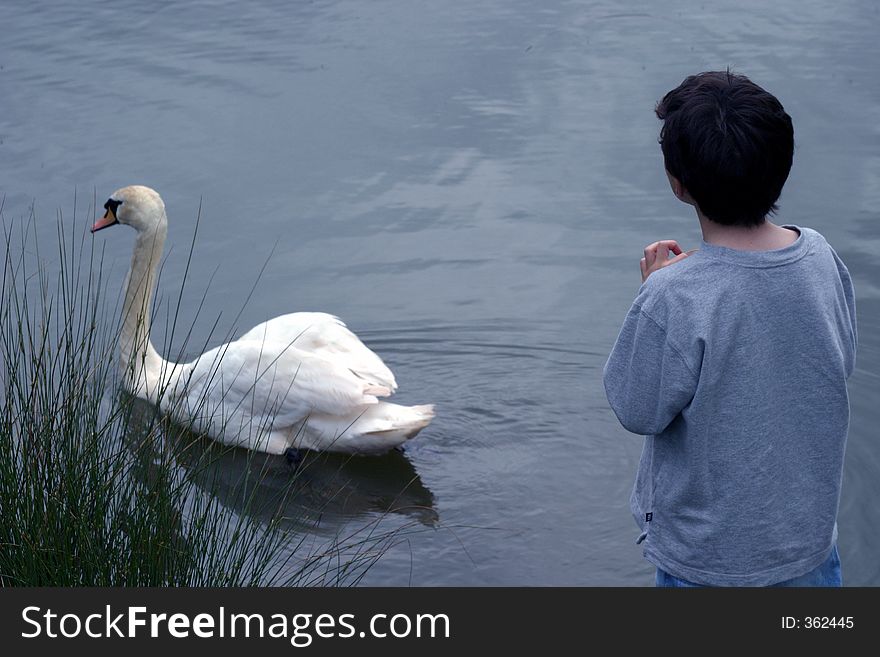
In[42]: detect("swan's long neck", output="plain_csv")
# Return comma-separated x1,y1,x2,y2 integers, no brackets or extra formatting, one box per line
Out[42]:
120,221,173,402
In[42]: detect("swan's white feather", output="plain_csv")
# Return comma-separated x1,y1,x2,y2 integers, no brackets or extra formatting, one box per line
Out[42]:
168,337,429,454
178,339,377,423
237,312,398,392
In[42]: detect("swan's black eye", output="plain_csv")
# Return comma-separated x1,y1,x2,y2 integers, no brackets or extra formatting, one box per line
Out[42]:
103,198,123,215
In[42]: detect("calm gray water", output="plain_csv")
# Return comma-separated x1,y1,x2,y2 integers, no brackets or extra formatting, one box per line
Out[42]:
1,0,878,585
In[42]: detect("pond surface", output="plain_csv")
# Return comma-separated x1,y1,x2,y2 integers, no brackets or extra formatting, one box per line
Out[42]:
1,0,878,585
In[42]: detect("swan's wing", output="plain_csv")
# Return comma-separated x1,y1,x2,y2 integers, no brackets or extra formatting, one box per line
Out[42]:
238,312,398,392
177,339,389,431
237,312,341,343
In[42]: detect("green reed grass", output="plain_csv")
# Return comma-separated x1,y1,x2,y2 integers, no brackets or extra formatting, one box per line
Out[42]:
0,196,408,586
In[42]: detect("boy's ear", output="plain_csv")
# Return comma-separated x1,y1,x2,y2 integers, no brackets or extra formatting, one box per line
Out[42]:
665,171,691,204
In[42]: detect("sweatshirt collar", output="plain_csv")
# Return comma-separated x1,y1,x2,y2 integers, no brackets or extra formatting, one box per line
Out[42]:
696,225,809,267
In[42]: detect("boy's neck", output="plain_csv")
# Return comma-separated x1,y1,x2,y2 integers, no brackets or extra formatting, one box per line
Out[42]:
697,211,798,252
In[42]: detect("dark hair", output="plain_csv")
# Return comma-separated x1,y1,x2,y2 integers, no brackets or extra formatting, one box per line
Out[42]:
656,71,794,227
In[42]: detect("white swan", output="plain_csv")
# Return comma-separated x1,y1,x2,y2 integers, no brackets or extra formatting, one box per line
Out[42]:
92,185,434,455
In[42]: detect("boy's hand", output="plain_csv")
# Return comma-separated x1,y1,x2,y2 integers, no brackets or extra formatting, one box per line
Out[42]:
640,240,695,282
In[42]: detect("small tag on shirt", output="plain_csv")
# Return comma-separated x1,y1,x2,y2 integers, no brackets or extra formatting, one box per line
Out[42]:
645,512,653,522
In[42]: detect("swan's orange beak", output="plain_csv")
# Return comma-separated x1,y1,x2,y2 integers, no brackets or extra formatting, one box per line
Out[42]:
91,207,119,233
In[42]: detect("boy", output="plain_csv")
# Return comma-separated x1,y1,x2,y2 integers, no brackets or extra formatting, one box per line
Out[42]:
603,71,857,586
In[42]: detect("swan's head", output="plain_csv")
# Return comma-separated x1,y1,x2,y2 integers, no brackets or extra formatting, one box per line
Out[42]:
91,185,166,234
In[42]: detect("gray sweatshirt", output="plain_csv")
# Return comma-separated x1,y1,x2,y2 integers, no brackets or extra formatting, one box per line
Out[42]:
603,226,857,586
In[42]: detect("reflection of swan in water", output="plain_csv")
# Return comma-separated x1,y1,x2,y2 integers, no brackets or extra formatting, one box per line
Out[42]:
124,394,437,531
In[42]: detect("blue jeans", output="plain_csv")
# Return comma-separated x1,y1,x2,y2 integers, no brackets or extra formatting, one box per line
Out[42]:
655,545,842,587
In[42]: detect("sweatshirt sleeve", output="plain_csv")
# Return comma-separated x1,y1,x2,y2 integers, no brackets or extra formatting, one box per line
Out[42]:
830,247,858,378
603,303,698,436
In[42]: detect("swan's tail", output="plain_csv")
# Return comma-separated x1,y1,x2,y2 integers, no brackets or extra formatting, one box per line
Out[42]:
362,403,435,439
301,402,435,454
